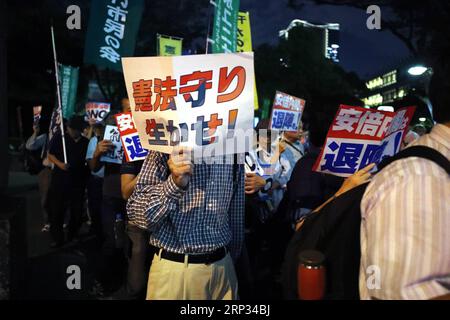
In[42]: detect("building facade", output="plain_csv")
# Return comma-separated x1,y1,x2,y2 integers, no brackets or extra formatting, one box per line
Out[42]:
279,19,340,63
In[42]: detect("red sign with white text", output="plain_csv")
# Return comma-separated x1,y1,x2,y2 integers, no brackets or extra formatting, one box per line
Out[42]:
313,105,416,177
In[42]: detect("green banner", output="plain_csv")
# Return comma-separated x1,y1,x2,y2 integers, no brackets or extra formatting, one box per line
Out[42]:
157,35,183,56
59,64,79,119
212,0,240,53
83,0,144,72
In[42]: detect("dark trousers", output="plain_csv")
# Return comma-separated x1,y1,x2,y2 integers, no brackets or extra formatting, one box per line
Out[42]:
48,174,85,244
37,167,52,224
101,195,126,255
96,195,127,292
87,175,103,238
234,242,255,300
125,224,153,300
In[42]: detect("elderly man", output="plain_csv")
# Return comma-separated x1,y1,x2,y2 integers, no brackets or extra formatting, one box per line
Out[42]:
127,147,244,300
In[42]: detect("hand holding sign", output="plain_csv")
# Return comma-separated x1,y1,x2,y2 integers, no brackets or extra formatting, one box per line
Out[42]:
100,125,124,164
244,172,266,195
168,146,193,189
313,105,416,177
95,139,114,158
335,163,376,197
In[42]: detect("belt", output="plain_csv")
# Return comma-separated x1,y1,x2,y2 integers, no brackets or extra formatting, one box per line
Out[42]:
155,246,227,264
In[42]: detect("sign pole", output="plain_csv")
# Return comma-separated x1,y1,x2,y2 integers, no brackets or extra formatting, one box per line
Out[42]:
205,0,216,54
51,25,67,163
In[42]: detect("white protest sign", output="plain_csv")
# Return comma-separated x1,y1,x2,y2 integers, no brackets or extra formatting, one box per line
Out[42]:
85,102,111,123
270,91,305,132
100,125,124,164
122,52,255,158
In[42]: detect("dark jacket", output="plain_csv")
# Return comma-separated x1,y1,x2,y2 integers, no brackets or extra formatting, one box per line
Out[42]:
277,146,344,221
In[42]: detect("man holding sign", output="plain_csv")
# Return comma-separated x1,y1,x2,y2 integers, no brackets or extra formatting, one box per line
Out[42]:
124,53,254,300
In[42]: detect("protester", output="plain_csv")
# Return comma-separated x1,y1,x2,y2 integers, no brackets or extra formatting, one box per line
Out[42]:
88,99,129,293
126,147,244,300
282,162,376,300
270,112,343,280
83,117,98,140
277,124,305,204
25,116,52,232
242,119,285,298
245,119,284,213
47,116,89,247
359,64,450,300
279,112,343,225
119,159,153,300
85,122,106,239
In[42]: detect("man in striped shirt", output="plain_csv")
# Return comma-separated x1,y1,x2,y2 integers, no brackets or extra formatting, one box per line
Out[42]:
359,65,450,300
126,147,244,300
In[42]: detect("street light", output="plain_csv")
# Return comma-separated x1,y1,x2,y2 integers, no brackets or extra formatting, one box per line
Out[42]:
408,65,428,76
406,65,435,123
377,106,394,112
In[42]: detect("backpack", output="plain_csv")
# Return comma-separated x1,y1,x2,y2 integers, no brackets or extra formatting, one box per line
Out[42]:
281,146,450,300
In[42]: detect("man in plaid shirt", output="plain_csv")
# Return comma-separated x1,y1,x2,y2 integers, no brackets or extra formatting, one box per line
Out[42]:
126,147,244,300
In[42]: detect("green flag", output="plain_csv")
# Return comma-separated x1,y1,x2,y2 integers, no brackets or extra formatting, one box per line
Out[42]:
59,64,79,119
83,0,144,72
157,35,183,56
212,0,240,53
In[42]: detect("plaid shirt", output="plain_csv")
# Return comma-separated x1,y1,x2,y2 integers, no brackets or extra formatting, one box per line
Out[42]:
126,151,245,261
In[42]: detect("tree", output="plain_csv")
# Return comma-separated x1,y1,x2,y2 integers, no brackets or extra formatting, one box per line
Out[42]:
255,27,364,120
7,0,211,137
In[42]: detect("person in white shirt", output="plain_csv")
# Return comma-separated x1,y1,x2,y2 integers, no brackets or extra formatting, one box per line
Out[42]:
359,63,450,300
277,124,305,205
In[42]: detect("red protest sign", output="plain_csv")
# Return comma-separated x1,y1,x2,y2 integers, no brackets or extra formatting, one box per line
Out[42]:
313,105,416,177
115,112,148,162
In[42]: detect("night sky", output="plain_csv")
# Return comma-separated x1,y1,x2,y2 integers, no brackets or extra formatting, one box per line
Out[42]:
240,0,411,79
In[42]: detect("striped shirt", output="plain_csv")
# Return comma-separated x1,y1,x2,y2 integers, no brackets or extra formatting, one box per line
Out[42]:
126,151,244,261
359,124,450,300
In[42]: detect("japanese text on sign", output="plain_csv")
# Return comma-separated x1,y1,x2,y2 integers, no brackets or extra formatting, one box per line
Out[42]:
100,125,124,164
115,112,148,162
313,105,416,177
99,0,129,64
121,53,255,158
270,91,305,132
85,102,111,123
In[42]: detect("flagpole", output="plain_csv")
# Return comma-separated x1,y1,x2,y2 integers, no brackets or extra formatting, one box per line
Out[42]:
51,25,67,164
205,0,216,54
156,33,160,56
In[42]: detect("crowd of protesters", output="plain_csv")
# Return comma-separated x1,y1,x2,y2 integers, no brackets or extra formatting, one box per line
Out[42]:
24,60,450,300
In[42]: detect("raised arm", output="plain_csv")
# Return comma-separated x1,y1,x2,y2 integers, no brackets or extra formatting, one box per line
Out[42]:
126,149,192,231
